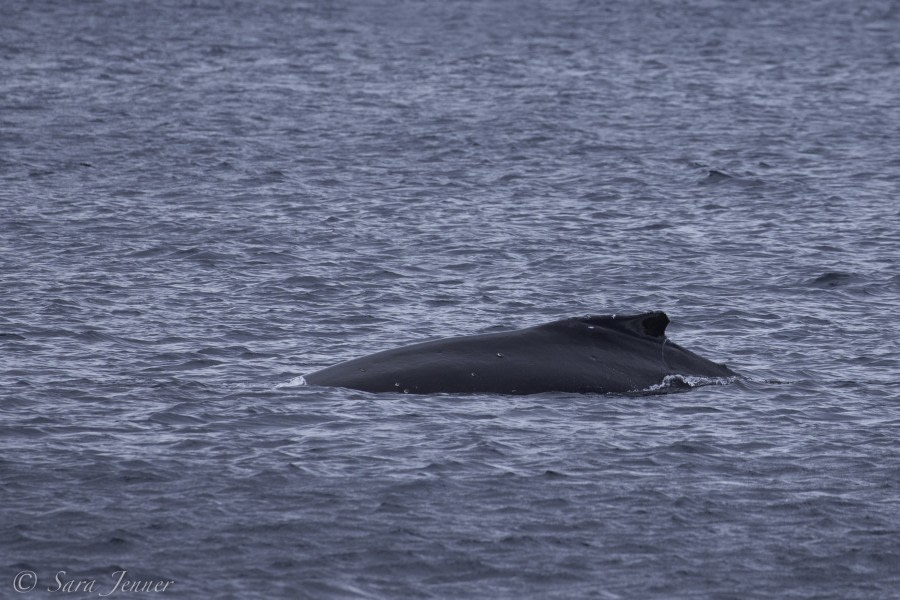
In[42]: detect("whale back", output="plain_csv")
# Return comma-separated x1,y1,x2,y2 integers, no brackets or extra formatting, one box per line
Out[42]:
304,311,735,395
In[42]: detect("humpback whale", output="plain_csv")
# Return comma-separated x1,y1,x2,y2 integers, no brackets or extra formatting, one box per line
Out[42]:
304,311,736,395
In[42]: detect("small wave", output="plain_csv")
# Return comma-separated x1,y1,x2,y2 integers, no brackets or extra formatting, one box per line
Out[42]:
808,271,857,288
699,169,733,184
275,376,307,389
696,169,764,188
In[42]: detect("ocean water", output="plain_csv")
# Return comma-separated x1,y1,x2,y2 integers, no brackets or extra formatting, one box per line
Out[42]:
2,0,899,598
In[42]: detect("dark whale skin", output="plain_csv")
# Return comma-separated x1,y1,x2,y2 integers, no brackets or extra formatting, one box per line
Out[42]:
304,311,736,395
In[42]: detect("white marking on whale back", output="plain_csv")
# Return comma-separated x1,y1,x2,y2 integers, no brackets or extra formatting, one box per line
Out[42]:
275,376,307,388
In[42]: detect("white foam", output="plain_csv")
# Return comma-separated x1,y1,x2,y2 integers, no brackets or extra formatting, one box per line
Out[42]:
275,376,308,389
645,374,737,392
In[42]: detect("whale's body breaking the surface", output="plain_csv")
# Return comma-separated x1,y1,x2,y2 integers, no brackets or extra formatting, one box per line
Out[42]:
304,311,737,395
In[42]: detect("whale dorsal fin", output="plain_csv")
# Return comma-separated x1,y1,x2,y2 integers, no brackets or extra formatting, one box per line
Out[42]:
639,312,669,337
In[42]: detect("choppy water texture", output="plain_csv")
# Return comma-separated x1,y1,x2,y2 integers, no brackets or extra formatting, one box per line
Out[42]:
2,0,900,598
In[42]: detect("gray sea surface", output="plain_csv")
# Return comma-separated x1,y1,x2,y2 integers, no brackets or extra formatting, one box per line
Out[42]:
2,0,899,598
